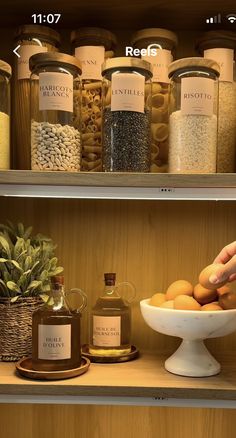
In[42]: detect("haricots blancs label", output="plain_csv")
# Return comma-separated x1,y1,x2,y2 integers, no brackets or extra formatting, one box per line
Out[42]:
204,48,233,83
142,49,172,83
38,324,71,360
75,46,105,80
17,45,47,80
111,73,145,113
181,77,215,116
39,72,73,112
92,316,121,347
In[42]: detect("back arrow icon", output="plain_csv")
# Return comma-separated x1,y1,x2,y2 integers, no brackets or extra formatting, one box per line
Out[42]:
13,45,21,58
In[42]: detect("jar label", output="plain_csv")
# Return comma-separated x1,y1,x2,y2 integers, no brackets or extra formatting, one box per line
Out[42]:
111,73,145,113
17,45,47,80
39,72,73,112
142,48,172,83
38,324,71,360
204,48,233,82
181,77,215,116
75,46,105,80
92,316,121,347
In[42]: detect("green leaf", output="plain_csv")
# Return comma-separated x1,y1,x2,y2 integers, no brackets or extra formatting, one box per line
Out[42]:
17,223,24,238
0,279,9,296
0,235,11,258
23,226,33,240
7,281,20,293
24,256,32,271
28,280,42,290
49,266,64,276
40,293,50,303
14,237,25,260
40,270,49,282
10,296,19,303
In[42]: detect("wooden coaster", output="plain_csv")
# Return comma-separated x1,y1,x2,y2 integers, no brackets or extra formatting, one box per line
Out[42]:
81,345,139,363
16,356,90,380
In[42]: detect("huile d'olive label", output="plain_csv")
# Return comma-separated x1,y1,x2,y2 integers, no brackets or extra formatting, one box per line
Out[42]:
38,324,71,360
111,73,145,113
181,77,214,116
39,72,73,112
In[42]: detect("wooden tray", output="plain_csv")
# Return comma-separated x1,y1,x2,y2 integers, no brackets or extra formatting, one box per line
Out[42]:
81,345,139,363
15,356,90,380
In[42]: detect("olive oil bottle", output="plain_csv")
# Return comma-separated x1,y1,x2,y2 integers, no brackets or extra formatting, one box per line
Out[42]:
32,275,86,371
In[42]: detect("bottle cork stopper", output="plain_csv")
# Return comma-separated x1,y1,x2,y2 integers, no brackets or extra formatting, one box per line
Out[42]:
104,273,116,285
51,275,64,285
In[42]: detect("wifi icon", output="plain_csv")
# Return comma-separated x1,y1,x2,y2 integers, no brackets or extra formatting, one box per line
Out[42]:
227,14,236,23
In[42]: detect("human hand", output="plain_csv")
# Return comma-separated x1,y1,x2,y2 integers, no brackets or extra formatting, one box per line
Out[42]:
209,241,236,285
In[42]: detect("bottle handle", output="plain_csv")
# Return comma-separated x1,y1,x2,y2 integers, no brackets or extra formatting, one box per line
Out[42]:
65,288,87,313
116,281,136,303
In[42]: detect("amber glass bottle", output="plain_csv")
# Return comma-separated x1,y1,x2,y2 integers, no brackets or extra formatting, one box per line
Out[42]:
89,273,134,356
32,276,84,371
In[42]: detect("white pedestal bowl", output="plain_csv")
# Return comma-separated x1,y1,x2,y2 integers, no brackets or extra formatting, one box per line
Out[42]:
140,298,236,377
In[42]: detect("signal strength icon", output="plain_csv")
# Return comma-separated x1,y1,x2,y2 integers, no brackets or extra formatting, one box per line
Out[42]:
206,13,221,23
227,14,236,23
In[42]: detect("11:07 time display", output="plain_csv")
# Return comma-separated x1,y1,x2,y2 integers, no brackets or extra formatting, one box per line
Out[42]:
31,14,61,24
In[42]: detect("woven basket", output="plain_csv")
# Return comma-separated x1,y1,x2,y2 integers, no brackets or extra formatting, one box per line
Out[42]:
0,297,43,361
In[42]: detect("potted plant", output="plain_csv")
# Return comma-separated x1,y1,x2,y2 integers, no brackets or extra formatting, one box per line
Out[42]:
0,221,63,361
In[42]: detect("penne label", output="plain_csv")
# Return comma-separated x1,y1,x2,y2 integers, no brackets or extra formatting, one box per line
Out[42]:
75,46,105,80
111,73,145,113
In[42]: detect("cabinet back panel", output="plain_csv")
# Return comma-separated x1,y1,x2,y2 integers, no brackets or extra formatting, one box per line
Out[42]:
1,198,236,353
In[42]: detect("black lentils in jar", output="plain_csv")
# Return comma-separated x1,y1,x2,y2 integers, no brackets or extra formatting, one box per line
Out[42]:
102,108,151,172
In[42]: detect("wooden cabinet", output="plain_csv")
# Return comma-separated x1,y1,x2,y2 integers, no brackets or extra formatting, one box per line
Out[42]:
1,0,236,436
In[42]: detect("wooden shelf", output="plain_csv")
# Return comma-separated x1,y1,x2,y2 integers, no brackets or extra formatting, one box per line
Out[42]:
1,170,236,200
1,352,236,405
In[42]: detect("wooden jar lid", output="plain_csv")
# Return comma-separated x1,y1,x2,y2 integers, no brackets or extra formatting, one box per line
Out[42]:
168,57,220,77
102,56,153,77
131,28,178,49
196,30,236,53
15,25,61,46
71,27,117,51
29,52,82,75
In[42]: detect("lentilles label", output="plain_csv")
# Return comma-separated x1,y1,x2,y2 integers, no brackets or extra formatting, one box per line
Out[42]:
111,73,145,113
181,77,215,116
39,72,73,112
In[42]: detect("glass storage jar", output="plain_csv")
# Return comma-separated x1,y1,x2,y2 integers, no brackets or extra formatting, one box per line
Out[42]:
71,27,117,172
196,31,236,173
168,57,220,174
102,57,152,172
131,28,178,173
30,52,82,172
14,25,60,170
0,61,11,169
